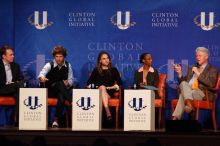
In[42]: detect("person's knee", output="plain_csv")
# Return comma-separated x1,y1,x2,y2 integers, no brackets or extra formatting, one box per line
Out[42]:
57,81,66,87
99,85,106,90
57,93,65,102
179,81,189,91
51,81,66,91
192,90,204,100
16,81,24,88
180,81,188,87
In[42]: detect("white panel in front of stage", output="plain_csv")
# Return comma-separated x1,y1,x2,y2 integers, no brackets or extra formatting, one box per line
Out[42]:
72,89,102,131
19,88,47,130
124,89,155,131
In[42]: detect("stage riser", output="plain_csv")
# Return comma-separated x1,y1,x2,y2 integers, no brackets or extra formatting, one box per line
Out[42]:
1,129,220,146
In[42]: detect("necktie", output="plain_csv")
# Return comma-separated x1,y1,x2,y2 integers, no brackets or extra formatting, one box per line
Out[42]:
192,66,202,90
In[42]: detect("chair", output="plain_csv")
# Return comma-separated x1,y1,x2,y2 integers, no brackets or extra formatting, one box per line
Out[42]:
0,96,16,123
194,75,220,130
108,85,122,129
171,75,220,130
48,98,72,127
155,74,167,128
0,96,15,106
87,71,122,129
0,93,72,127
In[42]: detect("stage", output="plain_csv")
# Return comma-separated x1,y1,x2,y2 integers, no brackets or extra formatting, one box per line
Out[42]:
0,127,220,146
0,0,220,146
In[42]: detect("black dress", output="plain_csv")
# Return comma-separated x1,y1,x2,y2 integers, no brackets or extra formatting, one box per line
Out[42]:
87,67,122,97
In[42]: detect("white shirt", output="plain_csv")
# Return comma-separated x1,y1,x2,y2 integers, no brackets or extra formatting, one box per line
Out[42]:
189,63,207,86
3,60,13,84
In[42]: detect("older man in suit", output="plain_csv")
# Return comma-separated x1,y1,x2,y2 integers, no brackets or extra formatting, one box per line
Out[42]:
0,45,24,126
172,47,218,120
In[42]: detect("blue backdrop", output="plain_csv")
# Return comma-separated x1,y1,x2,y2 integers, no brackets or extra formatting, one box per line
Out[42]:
0,0,220,128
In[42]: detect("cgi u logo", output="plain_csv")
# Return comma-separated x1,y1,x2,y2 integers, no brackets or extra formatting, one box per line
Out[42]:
24,96,42,110
28,11,53,30
194,12,220,31
111,11,136,30
76,97,95,110
200,12,214,31
117,11,131,30
128,98,147,111
34,11,48,30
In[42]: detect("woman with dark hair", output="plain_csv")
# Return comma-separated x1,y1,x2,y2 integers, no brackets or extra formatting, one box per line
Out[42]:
87,51,122,121
134,53,159,95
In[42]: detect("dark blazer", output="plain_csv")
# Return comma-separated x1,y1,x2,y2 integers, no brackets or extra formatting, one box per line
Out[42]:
134,67,159,88
178,64,218,102
0,59,23,88
134,67,159,98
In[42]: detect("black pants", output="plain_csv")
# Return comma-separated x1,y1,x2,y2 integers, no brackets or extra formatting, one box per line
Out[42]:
47,81,71,122
0,81,24,124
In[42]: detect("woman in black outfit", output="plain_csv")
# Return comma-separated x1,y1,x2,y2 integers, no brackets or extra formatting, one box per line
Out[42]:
134,53,159,97
87,51,122,120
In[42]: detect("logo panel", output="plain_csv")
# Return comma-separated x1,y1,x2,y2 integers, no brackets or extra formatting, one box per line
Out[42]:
28,11,53,30
111,11,136,30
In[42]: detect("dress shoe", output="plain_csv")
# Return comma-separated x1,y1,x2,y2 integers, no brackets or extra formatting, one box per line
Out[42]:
106,116,113,128
106,116,112,121
52,121,59,128
184,99,194,113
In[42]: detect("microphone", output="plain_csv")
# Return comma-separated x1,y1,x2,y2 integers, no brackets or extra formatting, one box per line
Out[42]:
192,63,200,73
195,63,200,68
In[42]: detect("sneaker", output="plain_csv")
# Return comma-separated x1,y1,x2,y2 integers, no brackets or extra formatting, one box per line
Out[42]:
52,121,59,128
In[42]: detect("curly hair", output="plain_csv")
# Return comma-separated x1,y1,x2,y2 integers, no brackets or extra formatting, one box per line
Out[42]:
51,45,67,57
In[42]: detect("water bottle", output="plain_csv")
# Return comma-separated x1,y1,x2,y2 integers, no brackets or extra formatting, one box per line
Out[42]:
133,84,137,89
23,82,27,87
91,83,95,89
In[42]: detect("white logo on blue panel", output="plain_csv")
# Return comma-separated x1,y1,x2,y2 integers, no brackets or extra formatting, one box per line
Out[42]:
28,11,53,30
111,11,136,30
194,12,220,31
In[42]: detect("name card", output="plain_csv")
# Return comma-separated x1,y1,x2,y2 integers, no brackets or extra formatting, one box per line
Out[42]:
19,88,47,130
72,89,102,131
124,89,155,131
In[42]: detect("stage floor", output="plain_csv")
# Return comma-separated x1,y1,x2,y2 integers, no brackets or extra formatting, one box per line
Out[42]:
0,127,220,146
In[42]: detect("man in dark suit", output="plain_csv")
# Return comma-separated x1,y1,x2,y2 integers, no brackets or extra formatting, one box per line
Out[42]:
0,45,24,126
172,47,218,120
